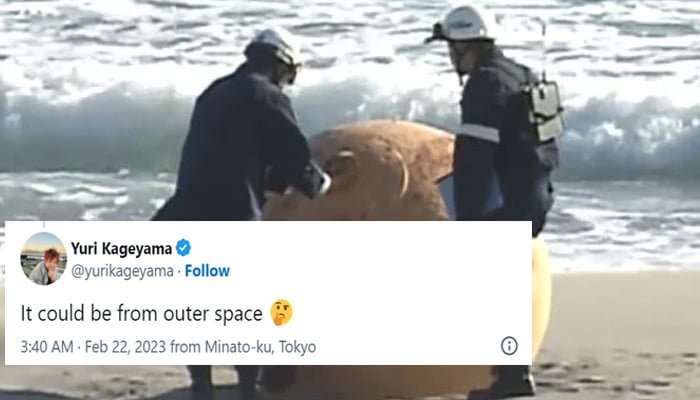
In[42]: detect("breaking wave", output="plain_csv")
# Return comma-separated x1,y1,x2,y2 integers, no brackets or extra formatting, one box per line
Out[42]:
1,66,699,180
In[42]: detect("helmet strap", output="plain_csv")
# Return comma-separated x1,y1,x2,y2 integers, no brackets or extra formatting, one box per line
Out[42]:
272,61,299,87
449,41,470,85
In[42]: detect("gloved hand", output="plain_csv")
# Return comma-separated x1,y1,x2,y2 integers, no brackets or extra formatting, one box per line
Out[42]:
318,171,332,195
295,160,333,199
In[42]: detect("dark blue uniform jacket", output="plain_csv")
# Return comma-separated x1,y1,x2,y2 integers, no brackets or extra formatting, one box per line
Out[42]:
453,47,559,237
152,62,313,221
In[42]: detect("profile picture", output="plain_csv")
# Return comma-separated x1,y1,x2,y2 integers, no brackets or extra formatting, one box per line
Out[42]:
20,232,67,286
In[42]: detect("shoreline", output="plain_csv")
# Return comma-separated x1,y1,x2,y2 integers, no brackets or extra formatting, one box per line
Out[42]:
1,271,700,399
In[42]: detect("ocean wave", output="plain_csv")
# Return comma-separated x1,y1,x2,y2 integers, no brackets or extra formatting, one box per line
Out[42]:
1,66,699,180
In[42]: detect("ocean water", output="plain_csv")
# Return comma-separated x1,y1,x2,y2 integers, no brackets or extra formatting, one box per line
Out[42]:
1,0,700,280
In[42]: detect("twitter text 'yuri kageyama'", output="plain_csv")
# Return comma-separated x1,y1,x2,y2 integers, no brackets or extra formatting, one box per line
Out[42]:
5,220,533,366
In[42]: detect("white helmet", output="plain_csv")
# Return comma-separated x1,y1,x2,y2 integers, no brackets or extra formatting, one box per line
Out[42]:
246,26,302,67
425,4,499,43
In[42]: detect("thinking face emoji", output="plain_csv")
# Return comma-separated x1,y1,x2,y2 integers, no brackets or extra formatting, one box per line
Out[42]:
271,299,293,326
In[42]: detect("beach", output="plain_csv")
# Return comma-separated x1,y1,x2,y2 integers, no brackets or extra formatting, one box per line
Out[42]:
1,0,700,398
2,271,698,399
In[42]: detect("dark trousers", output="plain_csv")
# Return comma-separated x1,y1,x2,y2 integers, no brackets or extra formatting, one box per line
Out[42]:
454,169,553,238
151,197,262,397
484,173,554,238
453,170,550,388
498,365,531,380
151,193,262,222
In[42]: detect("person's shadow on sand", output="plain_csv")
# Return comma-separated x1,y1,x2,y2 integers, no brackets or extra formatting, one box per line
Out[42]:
0,385,242,400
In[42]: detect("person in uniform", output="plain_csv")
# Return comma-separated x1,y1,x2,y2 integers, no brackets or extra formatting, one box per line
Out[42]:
426,4,564,399
151,26,332,400
153,25,331,223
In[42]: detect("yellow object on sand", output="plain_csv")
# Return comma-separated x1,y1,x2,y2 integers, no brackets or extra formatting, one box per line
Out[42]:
261,119,552,399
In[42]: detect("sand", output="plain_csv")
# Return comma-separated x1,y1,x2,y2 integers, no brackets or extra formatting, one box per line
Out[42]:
1,271,699,400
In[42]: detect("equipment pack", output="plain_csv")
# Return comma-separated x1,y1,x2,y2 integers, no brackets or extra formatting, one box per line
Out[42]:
521,78,565,144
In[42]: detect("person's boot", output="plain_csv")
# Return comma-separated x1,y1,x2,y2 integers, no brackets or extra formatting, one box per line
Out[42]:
187,365,214,400
235,365,261,400
466,365,536,399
